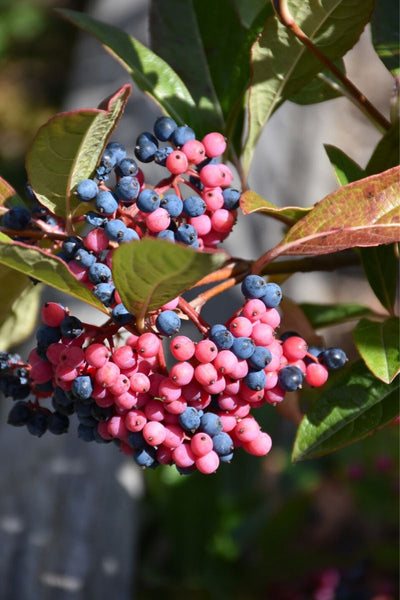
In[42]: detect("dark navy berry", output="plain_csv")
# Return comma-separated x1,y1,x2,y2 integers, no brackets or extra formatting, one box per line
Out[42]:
212,432,233,456
154,146,173,166
91,404,113,422
241,275,267,299
320,347,347,370
36,325,61,347
95,191,119,215
209,325,234,350
2,206,31,230
156,310,181,336
78,424,95,442
48,412,69,435
137,189,160,213
175,224,197,245
153,116,178,141
135,133,158,163
115,157,139,177
88,262,111,284
278,365,304,391
183,196,206,217
260,283,282,308
160,194,183,218
8,401,31,426
179,407,201,432
114,176,140,203
222,188,241,210
27,412,49,437
60,316,84,339
71,375,93,401
231,337,255,360
248,346,272,370
75,179,98,202
280,331,300,342
62,236,83,259
244,369,266,391
73,248,96,268
111,303,133,325
170,126,195,147
129,431,146,449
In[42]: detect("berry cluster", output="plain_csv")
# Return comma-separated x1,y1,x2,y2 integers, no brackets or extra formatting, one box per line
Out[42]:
3,275,347,475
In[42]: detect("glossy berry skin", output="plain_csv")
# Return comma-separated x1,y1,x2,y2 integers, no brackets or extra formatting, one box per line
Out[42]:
200,412,223,436
305,363,329,387
170,125,195,147
76,179,98,202
137,189,160,213
244,369,266,391
160,194,183,218
115,157,139,177
114,176,140,202
320,347,347,370
165,150,188,174
260,283,283,308
111,303,133,325
248,346,272,370
282,336,308,361
60,316,83,339
153,116,178,141
202,132,226,157
278,365,304,391
209,326,234,350
135,134,158,163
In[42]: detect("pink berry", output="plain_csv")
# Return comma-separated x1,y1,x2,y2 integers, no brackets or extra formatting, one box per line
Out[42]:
195,339,218,363
46,342,66,365
202,132,227,157
264,371,279,390
55,364,78,383
130,372,150,393
85,343,109,368
229,359,248,380
114,391,137,410
195,450,220,474
112,345,136,369
202,375,226,395
163,424,184,448
210,208,235,232
158,378,182,403
109,374,131,396
218,413,237,432
199,164,232,188
194,363,218,386
202,188,224,210
144,399,165,422
125,409,147,432
229,316,253,338
162,296,179,310
243,432,272,456
251,323,274,346
95,361,120,387
68,260,88,282
59,346,85,369
169,361,194,386
143,421,166,446
282,336,308,361
305,362,329,387
164,397,187,415
107,415,128,439
156,446,173,464
170,335,196,361
213,350,238,375
136,333,160,358
41,302,66,327
166,150,189,174
172,443,195,467
191,432,214,456
264,385,285,405
242,299,266,322
145,207,170,232
84,227,109,252
182,139,206,164
234,417,260,443
189,214,212,236
261,308,281,329
31,360,53,384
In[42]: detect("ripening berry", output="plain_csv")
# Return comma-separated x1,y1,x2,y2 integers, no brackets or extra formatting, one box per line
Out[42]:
169,361,194,386
194,340,218,363
202,187,224,210
41,302,66,327
234,417,260,443
242,299,266,322
109,374,131,396
251,323,274,346
243,432,272,456
261,308,281,329
112,345,136,369
83,228,109,252
190,432,214,457
136,333,161,358
130,372,150,393
145,207,170,232
202,132,227,157
125,409,147,432
282,336,308,361
85,343,109,368
210,208,235,233
170,336,195,361
172,443,196,467
195,450,220,474
199,164,233,188
95,361,120,387
305,362,329,387
182,139,206,164
213,350,238,375
143,421,166,446
229,316,253,338
165,150,189,174
194,363,218,386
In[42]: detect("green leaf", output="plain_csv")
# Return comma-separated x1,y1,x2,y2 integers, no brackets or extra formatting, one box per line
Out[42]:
353,317,400,383
300,302,373,329
370,0,400,76
26,85,130,218
268,166,400,258
240,190,311,224
112,238,226,316
0,277,42,350
290,63,345,105
0,233,107,313
58,9,198,130
292,360,400,462
323,144,364,186
243,0,373,173
359,245,399,314
0,176,25,208
234,0,271,28
366,125,400,176
149,0,224,134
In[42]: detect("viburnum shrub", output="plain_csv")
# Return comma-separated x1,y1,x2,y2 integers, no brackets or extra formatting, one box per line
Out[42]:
0,1,398,474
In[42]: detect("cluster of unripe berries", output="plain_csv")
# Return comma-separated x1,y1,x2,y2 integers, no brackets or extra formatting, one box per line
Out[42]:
4,275,347,475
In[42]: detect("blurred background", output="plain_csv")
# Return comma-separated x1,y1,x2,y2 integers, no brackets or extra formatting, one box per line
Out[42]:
0,1,398,599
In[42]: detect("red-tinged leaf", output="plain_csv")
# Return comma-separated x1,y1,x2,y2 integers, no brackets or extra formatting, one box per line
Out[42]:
266,166,400,259
26,85,131,218
240,190,311,225
0,177,25,208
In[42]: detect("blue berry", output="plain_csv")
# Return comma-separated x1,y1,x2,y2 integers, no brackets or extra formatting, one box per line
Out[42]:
2,206,31,230
320,347,347,370
7,401,31,426
231,337,255,360
88,262,112,284
115,157,139,177
111,303,133,325
175,224,197,245
134,446,157,468
304,345,324,365
75,179,98,202
36,325,61,347
78,424,95,442
260,283,282,308
73,248,96,268
200,412,223,436
85,211,107,228
135,133,158,163
27,412,49,437
129,431,146,449
105,142,126,164
156,310,181,336
93,283,115,306
157,230,175,242
278,365,304,391
114,176,140,203
154,146,173,166
219,451,234,463
160,194,183,218
244,369,266,391
183,196,206,217
241,275,267,299
170,125,195,147
179,407,201,432
62,236,83,259
222,188,241,210
137,189,160,213
60,316,84,339
48,412,69,435
153,116,177,141
212,432,233,456
248,346,272,370
71,376,93,401
209,325,234,350
120,228,140,243
95,191,119,215
104,219,128,242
